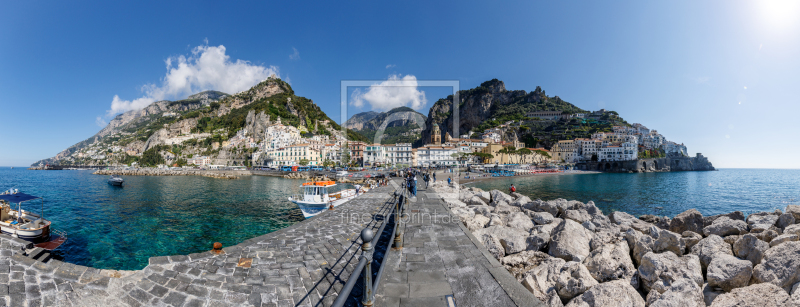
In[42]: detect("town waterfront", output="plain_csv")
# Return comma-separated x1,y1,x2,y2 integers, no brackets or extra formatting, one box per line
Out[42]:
468,168,800,218
0,168,312,270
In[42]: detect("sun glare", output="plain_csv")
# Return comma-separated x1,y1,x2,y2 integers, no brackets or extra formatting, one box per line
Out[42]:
758,0,800,29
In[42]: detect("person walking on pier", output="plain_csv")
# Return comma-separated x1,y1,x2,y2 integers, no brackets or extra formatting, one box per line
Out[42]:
412,173,417,196
432,172,436,182
423,172,429,188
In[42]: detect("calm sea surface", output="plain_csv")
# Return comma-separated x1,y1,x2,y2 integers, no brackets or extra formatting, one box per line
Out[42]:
468,169,800,219
0,168,320,270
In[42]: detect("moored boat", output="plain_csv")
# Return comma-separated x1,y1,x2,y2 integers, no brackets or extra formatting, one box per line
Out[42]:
288,181,367,218
108,175,124,186
0,190,67,249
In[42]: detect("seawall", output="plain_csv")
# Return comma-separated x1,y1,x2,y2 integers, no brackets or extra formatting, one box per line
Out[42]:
575,153,715,173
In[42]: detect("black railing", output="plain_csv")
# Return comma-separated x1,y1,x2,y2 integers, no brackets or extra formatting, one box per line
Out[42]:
332,189,407,307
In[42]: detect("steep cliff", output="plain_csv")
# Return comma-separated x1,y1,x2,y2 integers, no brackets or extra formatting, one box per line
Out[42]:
345,107,427,144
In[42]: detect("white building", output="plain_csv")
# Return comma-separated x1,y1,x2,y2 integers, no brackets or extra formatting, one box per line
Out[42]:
662,142,688,156
416,145,458,167
599,142,637,162
385,143,413,167
364,144,386,166
189,156,211,166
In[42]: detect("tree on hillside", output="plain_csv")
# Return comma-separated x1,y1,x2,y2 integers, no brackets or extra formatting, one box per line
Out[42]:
517,148,532,164
140,148,165,167
299,159,309,166
323,159,334,168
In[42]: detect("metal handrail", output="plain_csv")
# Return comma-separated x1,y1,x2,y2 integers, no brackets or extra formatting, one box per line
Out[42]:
332,187,406,307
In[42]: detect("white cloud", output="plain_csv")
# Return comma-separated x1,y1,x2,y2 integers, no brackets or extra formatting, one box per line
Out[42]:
351,75,427,111
95,116,107,127
385,64,396,69
105,44,278,116
289,47,300,60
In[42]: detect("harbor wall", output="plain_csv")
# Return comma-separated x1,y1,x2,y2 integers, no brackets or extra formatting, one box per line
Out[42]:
574,153,715,173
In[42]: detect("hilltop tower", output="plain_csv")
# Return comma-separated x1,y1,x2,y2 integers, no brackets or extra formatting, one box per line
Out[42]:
431,124,442,145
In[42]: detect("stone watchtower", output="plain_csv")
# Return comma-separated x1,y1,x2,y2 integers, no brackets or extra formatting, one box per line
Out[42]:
431,123,442,145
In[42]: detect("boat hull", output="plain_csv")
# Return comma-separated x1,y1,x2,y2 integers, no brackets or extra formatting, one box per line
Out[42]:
108,180,123,186
0,224,50,243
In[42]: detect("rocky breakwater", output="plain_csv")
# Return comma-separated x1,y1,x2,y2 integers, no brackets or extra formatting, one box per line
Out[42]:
94,169,239,179
429,181,800,307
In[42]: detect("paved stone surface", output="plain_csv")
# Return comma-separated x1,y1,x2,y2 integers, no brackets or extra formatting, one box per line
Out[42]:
374,184,534,307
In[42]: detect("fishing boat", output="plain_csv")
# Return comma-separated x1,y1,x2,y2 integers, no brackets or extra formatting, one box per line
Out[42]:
108,175,124,186
0,190,67,249
288,181,367,218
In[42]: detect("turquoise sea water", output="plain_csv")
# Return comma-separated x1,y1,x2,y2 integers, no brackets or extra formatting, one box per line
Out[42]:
468,169,800,219
0,168,317,270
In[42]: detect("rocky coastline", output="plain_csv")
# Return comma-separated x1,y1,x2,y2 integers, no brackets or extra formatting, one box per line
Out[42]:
431,181,800,306
93,169,240,179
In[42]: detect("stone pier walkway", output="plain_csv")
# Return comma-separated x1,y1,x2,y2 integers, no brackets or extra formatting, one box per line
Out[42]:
374,184,541,307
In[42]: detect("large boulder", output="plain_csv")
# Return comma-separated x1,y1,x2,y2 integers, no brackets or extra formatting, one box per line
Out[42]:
786,204,800,221
464,215,490,232
549,219,593,262
501,250,551,280
703,217,748,237
769,234,799,247
480,234,505,260
681,231,703,252
706,254,753,292
638,252,703,294
650,226,685,256
564,209,592,224
703,283,724,306
494,202,518,215
639,214,671,230
510,195,532,208
732,234,769,266
490,189,515,205
690,235,733,269
632,235,655,266
752,241,800,292
564,279,645,307
704,211,745,227
555,261,599,301
521,257,567,303
532,212,555,225
524,199,560,217
645,279,705,307
475,226,531,253
610,211,653,233
527,233,550,252
669,209,704,235
709,283,791,307
504,211,534,231
746,214,779,232
776,213,795,229
784,224,800,236
582,239,638,289
534,219,563,238
488,214,504,227
470,205,494,218
466,196,488,207
450,206,475,222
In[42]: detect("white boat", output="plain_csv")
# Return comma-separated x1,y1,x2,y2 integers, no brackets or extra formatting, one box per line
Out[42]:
0,190,67,249
288,181,366,218
108,175,124,186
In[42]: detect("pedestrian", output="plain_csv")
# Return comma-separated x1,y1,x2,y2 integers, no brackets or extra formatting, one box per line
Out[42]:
412,173,418,196
433,172,436,182
509,184,516,193
447,176,451,185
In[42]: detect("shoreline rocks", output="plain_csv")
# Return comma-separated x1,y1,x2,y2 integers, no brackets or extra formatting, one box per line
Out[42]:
94,168,240,179
432,180,800,306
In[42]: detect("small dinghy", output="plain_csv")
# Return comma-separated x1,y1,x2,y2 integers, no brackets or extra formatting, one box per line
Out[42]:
108,175,124,186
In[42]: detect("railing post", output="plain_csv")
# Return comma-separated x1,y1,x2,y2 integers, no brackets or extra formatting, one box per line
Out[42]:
360,228,374,307
393,191,404,250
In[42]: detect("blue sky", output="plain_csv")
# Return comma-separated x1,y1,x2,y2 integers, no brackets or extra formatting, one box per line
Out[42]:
1,1,799,168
